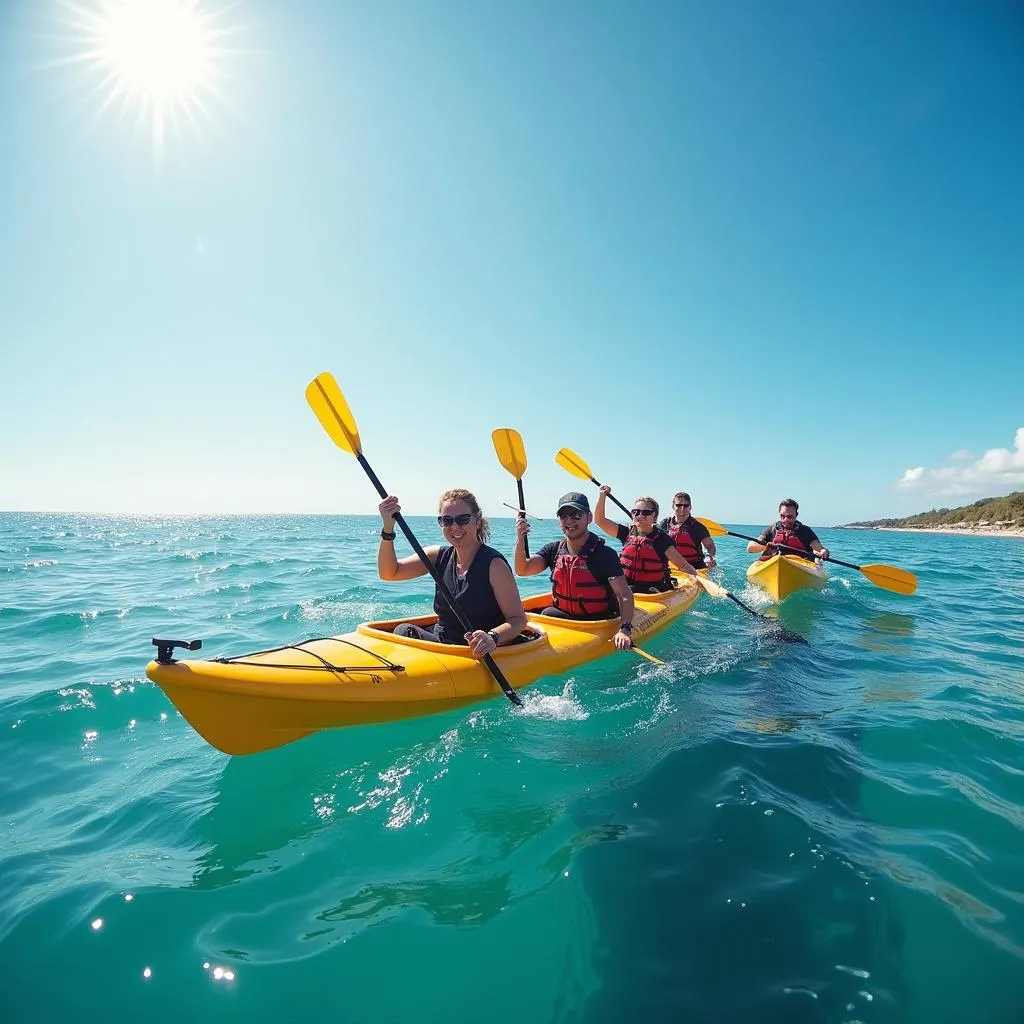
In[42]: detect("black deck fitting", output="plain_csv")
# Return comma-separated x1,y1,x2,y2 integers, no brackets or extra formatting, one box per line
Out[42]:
152,638,202,665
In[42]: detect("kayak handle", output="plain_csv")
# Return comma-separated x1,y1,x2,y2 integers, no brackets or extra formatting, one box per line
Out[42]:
152,637,203,664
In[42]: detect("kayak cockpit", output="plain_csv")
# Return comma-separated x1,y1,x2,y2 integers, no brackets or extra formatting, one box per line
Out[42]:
356,590,558,653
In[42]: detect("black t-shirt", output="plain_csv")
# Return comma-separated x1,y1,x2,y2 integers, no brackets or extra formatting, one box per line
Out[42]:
537,536,625,582
658,516,711,567
758,521,819,551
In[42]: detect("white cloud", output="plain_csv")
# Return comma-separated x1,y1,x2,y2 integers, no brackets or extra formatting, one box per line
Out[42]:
897,428,1024,497
948,449,973,462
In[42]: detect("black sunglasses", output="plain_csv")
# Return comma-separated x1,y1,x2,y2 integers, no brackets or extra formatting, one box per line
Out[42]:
438,513,474,527
557,510,584,521
631,508,655,517
674,502,691,508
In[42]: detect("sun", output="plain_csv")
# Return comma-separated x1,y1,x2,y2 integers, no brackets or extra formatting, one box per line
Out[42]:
98,0,213,102
59,0,238,163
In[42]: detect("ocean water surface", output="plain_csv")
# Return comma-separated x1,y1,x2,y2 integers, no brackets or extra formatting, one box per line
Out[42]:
1,512,1022,1023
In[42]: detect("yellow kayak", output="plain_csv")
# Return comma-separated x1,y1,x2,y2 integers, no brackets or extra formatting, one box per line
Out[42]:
746,554,827,601
146,583,702,755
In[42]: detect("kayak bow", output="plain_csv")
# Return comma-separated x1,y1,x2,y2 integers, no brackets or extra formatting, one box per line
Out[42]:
746,554,827,602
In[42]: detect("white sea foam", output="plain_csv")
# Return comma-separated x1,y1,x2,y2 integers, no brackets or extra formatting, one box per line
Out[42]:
519,678,589,721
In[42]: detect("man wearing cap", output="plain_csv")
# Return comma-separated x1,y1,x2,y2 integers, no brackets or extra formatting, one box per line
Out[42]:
513,492,635,650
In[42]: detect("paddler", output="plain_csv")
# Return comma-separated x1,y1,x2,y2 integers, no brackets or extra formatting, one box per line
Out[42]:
513,491,635,650
594,487,698,592
658,491,717,570
747,498,831,561
377,488,528,659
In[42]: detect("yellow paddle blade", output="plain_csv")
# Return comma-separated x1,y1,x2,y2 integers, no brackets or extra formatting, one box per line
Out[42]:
695,574,727,599
861,564,918,595
695,517,728,537
556,447,593,482
491,428,527,479
306,372,361,456
629,646,664,665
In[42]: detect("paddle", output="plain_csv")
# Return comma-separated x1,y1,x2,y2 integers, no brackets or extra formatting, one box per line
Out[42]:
555,448,633,518
629,646,665,666
502,502,546,521
306,372,523,706
492,428,530,559
695,518,918,596
693,574,808,644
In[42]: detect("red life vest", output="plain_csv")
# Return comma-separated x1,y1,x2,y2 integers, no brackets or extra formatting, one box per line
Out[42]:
667,520,703,566
621,529,669,587
551,536,615,617
760,521,810,560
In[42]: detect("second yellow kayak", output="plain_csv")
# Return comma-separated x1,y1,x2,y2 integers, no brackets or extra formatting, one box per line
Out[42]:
746,554,827,601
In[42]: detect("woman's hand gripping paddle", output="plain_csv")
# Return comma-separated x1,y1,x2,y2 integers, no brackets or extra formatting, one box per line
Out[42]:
307,372,523,706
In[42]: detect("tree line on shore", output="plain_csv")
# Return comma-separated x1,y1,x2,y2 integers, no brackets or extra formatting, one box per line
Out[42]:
843,491,1024,529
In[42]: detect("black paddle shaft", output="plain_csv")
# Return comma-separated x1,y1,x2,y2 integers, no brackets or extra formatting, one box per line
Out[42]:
717,589,808,644
701,528,808,644
725,527,852,569
590,477,632,517
516,479,529,559
357,453,523,706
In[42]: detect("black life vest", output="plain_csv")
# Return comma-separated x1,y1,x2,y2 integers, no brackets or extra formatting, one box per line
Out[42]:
433,545,507,643
551,535,615,618
665,518,706,568
760,521,810,560
621,528,670,588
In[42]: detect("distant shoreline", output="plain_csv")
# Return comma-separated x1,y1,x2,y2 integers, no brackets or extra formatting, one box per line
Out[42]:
840,525,1024,539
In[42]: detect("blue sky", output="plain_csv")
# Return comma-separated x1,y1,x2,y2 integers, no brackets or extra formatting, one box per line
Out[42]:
1,0,1022,524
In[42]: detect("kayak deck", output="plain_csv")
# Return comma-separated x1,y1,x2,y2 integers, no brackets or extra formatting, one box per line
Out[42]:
146,584,701,755
746,554,827,602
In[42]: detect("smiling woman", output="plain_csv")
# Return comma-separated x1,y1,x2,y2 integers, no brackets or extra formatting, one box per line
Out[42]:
61,0,236,161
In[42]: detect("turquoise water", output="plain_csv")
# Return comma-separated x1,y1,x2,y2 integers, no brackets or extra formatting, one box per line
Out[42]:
2,512,1022,1024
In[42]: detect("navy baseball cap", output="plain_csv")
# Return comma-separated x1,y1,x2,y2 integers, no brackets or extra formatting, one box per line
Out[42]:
557,492,590,514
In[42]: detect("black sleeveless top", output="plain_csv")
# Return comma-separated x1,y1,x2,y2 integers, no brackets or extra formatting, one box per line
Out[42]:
432,544,509,644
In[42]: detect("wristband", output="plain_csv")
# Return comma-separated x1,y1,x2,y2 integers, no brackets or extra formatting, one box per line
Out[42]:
620,622,632,633
380,529,396,541
486,630,500,646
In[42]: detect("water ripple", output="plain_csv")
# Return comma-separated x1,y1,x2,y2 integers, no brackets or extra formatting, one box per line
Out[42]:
2,515,1023,1022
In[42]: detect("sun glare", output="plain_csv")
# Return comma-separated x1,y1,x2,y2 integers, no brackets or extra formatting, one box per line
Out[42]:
98,1,213,101
60,0,239,163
